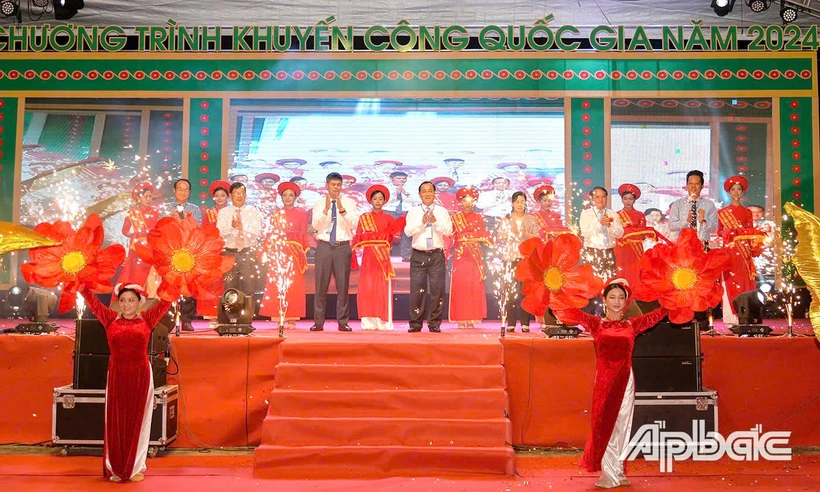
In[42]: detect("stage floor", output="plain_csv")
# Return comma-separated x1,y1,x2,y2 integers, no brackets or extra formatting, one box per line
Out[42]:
1,316,816,335
1,450,819,490
2,317,819,454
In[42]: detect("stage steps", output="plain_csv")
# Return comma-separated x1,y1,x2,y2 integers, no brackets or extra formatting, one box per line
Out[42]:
253,339,515,478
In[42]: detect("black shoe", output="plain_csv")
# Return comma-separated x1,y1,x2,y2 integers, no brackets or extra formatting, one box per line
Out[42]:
506,327,515,332
408,327,422,333
522,326,530,333
181,322,194,332
428,326,441,333
309,324,324,331
338,324,352,332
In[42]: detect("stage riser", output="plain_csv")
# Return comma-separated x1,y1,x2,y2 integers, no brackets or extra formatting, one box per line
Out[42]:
261,417,512,447
280,341,503,365
266,389,508,419
275,364,506,391
253,445,516,478
255,337,514,477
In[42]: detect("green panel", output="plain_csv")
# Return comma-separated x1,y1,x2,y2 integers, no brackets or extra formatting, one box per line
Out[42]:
0,97,18,285
0,56,812,93
718,123,768,208
188,98,223,205
38,113,93,160
570,98,605,215
22,110,32,134
146,110,183,189
780,98,814,212
98,114,140,170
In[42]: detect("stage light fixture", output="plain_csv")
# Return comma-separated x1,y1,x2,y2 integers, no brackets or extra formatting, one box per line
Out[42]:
712,0,737,16
780,2,799,23
0,0,18,17
746,0,771,12
16,286,59,334
215,288,255,336
52,0,83,20
542,309,581,339
730,289,772,337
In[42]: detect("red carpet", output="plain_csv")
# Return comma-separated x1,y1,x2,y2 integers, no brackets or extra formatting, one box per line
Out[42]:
1,453,819,490
2,319,819,460
253,336,515,477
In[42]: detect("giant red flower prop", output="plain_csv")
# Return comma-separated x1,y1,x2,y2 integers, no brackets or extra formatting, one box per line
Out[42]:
21,214,125,313
635,228,730,324
515,234,603,314
136,216,234,302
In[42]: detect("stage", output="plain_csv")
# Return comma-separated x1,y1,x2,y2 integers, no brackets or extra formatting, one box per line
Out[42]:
2,317,819,457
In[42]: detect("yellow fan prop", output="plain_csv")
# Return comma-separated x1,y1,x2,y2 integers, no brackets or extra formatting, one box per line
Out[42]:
783,202,820,342
0,221,61,255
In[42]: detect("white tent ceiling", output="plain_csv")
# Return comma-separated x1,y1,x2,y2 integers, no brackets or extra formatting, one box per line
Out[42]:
13,1,819,31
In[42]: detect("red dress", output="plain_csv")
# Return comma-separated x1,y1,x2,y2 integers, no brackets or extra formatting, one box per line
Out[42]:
120,206,159,286
718,205,759,311
353,211,404,322
449,211,492,322
533,209,567,240
197,205,226,316
80,290,171,480
259,208,309,320
202,205,224,226
614,208,647,289
555,307,668,472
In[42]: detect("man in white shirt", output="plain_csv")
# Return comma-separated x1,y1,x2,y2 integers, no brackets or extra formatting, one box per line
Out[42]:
579,186,624,280
310,172,359,332
404,181,454,333
217,182,262,297
667,170,718,248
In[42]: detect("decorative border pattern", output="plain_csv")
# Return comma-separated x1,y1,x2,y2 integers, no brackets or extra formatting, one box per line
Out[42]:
0,67,813,83
570,98,605,214
780,98,814,212
188,99,223,204
0,56,813,93
613,99,773,110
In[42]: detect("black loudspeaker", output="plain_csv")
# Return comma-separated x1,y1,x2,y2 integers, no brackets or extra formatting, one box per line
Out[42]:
73,354,109,389
632,357,702,392
633,321,701,358
75,320,110,355
73,354,168,389
75,317,172,357
73,305,173,390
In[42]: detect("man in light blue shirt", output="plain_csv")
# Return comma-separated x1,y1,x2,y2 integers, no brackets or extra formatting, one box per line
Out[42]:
165,178,202,331
667,170,718,248
166,178,203,223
